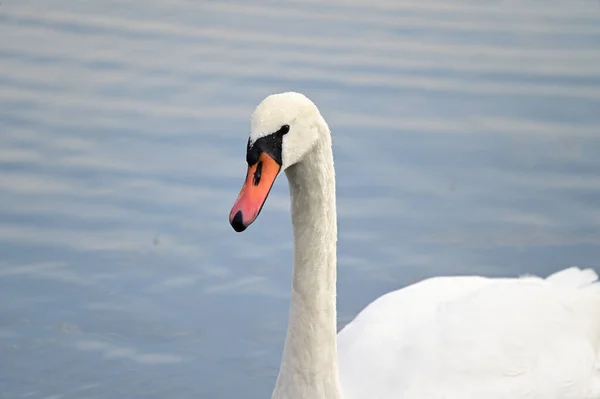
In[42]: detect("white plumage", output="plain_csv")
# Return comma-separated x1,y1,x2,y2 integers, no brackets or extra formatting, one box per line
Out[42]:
338,267,600,398
229,92,600,399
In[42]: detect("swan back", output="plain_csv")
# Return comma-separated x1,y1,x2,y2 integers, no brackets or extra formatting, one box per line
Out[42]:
337,268,600,399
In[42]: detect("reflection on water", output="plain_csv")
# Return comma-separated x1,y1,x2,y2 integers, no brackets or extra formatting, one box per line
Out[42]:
1,1,599,397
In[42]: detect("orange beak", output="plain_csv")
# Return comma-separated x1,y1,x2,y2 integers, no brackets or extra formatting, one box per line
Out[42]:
229,152,281,232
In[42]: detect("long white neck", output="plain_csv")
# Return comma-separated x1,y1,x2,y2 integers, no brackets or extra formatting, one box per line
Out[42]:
271,132,341,399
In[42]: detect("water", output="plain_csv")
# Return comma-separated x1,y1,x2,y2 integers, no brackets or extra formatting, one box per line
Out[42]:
1,1,599,397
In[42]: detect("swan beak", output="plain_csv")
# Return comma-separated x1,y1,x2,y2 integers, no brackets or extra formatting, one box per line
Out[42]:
229,152,281,232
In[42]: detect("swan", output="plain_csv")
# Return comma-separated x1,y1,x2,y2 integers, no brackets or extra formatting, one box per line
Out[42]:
228,92,600,399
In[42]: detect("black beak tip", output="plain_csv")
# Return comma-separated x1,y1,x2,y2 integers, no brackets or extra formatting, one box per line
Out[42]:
231,210,247,232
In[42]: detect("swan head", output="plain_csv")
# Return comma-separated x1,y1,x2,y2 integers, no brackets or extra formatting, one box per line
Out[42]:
229,92,326,232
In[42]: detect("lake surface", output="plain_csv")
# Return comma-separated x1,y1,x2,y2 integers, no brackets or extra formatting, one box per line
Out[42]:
1,1,599,397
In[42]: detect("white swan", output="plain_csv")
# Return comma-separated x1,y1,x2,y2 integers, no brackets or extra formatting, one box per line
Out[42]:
228,92,600,399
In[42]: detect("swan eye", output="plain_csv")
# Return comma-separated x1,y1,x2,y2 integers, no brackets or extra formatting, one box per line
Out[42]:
279,125,290,135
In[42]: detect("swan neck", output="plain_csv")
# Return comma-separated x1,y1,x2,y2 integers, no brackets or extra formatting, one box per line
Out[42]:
272,136,341,399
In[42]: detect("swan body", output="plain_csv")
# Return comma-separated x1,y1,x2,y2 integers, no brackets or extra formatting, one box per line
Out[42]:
228,92,600,399
338,268,600,399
